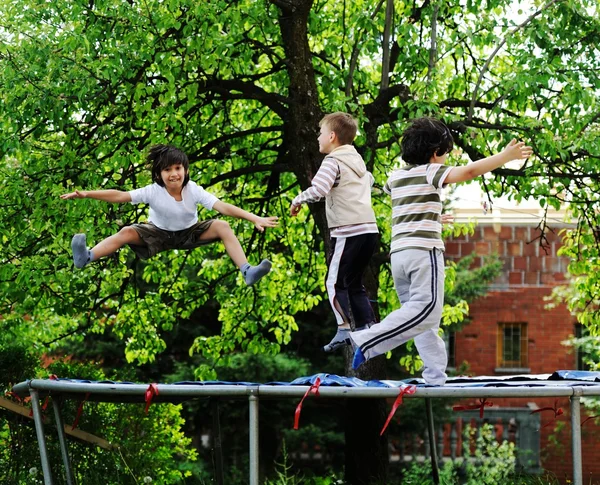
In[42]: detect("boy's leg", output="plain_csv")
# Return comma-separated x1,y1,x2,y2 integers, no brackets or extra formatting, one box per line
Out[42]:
199,220,271,285
323,237,352,351
350,249,445,367
323,235,376,352
345,233,378,327
414,328,448,385
325,237,350,326
72,226,143,268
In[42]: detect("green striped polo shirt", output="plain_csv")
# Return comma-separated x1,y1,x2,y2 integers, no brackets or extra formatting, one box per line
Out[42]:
383,163,453,253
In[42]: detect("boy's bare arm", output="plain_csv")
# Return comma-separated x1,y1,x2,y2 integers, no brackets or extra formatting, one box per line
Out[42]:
60,189,132,203
444,139,533,185
213,201,278,233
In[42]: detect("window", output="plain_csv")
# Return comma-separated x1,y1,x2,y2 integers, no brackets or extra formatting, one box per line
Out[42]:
496,323,529,371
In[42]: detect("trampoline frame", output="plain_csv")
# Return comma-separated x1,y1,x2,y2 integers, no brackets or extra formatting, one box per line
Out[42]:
12,378,598,485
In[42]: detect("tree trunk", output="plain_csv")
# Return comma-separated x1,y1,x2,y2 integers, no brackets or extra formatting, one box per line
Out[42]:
275,2,390,482
343,243,390,485
275,0,330,247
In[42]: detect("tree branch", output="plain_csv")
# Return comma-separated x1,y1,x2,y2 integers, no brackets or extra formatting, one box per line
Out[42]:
468,0,563,121
380,0,394,90
208,163,291,186
345,0,385,96
199,78,289,119
197,126,283,156
440,98,519,118
427,1,440,85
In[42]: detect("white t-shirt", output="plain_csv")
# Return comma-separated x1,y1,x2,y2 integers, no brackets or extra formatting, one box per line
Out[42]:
129,181,219,231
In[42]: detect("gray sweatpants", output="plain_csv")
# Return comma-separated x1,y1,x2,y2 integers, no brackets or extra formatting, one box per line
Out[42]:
350,248,447,385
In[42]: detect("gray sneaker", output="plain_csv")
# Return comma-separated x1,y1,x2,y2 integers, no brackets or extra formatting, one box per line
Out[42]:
323,328,352,352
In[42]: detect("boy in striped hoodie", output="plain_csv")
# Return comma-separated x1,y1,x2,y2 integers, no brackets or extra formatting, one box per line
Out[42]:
290,112,379,352
349,117,532,384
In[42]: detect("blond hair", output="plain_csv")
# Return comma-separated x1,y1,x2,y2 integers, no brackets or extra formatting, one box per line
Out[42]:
320,112,358,145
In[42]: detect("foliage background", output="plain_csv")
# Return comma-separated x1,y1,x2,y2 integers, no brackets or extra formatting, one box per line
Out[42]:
1,0,599,483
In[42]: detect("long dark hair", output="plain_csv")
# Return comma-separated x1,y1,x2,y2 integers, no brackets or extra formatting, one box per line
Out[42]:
148,145,190,187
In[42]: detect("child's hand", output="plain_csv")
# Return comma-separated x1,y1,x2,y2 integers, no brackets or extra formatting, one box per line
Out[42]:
503,139,533,161
60,190,87,200
254,216,279,232
290,203,301,217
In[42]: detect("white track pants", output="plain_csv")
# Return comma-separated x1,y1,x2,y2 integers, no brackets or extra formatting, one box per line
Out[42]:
351,248,447,385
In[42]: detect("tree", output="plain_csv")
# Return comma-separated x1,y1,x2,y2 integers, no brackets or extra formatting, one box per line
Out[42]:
1,0,599,483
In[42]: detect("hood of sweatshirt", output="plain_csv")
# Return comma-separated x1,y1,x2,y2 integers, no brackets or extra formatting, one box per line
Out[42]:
327,145,367,178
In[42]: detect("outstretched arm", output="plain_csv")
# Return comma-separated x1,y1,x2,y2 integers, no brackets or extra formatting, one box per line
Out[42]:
290,157,338,216
60,189,132,203
444,139,533,185
213,201,278,233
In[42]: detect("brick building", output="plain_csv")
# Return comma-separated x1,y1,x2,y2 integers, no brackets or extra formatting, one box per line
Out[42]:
445,190,600,482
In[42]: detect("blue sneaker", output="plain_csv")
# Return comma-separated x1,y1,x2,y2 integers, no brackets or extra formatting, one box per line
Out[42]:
352,347,366,370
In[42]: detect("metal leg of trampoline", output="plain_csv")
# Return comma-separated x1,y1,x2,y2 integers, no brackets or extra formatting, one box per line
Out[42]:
425,398,440,484
249,393,259,485
211,398,225,485
570,393,582,485
52,398,74,485
30,389,54,485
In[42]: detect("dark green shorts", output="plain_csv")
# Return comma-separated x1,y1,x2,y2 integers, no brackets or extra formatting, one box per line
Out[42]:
128,220,216,259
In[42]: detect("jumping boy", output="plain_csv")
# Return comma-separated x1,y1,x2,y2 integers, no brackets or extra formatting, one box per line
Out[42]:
350,117,533,384
61,144,278,286
290,112,379,352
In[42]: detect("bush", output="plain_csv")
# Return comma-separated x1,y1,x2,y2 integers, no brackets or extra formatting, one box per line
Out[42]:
1,354,199,484
401,423,516,485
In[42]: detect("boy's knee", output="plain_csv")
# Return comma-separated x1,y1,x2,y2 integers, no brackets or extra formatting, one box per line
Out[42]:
118,226,139,241
212,220,232,235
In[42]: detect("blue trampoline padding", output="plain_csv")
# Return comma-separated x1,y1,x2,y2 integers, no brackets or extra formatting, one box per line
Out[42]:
35,370,600,388
549,370,600,382
173,380,263,386
290,374,370,387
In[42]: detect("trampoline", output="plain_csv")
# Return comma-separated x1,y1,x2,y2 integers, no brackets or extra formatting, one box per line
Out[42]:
12,370,600,485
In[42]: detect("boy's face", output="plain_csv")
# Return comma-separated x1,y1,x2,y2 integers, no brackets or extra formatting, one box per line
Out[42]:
318,123,336,154
160,163,187,190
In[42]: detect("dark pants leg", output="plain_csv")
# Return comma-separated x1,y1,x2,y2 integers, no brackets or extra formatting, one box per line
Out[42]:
326,233,378,327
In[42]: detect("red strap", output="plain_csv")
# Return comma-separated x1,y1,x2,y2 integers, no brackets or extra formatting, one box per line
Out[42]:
71,392,91,430
6,391,23,403
293,377,322,430
380,385,417,436
38,376,58,412
530,399,563,428
453,398,493,418
144,384,159,414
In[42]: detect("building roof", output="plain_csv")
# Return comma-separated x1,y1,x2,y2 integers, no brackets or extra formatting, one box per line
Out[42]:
449,183,571,227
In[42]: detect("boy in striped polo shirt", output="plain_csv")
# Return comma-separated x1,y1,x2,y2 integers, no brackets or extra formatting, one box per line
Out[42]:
290,112,379,352
350,117,532,384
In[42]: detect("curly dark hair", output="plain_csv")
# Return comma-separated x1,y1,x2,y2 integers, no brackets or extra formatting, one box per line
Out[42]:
400,117,454,165
148,144,190,187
